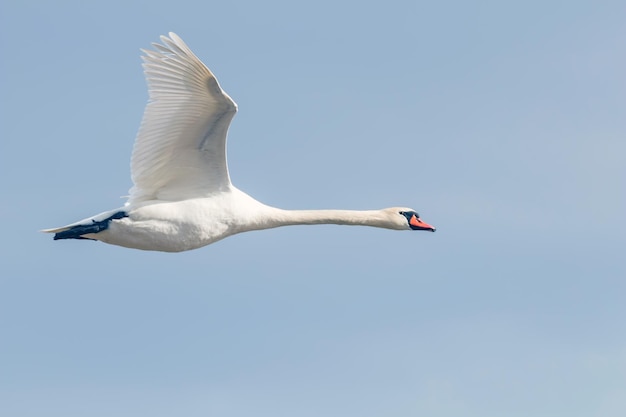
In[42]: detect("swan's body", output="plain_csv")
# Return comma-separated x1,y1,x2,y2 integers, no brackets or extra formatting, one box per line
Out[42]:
43,33,435,252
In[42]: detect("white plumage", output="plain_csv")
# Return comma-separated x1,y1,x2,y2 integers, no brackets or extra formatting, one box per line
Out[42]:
43,33,435,252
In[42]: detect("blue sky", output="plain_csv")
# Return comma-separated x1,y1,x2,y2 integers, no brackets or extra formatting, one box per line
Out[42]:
1,1,625,416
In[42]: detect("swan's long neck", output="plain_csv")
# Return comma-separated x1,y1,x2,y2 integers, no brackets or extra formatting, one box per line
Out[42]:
230,189,403,232
252,207,399,230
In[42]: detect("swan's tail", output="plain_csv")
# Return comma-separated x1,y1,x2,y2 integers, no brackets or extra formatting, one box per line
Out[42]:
41,210,128,241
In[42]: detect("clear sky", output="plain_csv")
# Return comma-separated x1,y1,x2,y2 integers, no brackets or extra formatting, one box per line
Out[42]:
1,1,625,416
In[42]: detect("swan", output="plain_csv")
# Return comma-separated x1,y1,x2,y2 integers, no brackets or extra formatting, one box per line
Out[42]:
43,33,435,252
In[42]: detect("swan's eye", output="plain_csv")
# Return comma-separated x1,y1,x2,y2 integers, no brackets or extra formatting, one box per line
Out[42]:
398,211,405,215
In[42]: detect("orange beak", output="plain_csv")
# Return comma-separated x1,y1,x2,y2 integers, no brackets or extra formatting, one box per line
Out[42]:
409,214,436,232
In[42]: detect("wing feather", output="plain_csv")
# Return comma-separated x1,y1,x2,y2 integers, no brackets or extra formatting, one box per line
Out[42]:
129,32,237,203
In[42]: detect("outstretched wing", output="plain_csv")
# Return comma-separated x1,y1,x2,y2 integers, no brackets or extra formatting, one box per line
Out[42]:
128,32,237,203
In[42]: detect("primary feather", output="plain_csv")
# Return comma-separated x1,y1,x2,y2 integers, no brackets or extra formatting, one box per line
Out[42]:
129,32,237,203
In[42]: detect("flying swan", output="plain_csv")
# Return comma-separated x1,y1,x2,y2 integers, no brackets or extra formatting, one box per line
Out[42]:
43,33,435,252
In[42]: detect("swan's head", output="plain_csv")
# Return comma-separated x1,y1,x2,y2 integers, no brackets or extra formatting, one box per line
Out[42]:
390,208,436,232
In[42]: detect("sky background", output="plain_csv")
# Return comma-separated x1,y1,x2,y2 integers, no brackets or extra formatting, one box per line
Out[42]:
1,1,625,416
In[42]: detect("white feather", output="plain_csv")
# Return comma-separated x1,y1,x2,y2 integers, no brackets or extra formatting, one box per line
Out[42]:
129,32,237,203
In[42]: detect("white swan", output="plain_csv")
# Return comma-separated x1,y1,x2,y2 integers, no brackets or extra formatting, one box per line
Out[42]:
43,33,435,252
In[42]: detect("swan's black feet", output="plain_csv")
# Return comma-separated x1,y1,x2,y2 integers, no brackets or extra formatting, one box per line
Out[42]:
54,211,128,240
